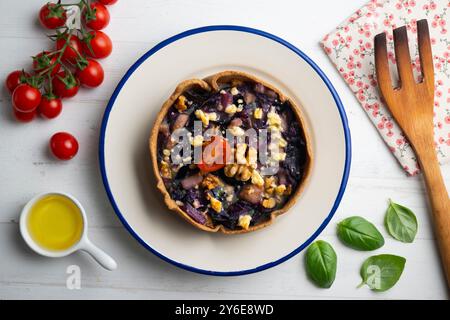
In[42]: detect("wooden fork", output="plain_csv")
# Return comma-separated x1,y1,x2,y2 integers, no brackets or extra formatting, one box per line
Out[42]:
375,19,450,288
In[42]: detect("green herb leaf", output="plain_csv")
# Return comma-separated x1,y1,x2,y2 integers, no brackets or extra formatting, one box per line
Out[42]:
337,216,385,251
359,254,406,292
305,240,337,288
385,200,418,243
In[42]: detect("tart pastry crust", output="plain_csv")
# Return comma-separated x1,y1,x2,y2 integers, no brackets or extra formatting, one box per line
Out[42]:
149,70,313,234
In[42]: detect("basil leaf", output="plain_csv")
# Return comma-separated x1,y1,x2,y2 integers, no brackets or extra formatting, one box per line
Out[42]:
337,216,384,251
385,200,418,243
359,254,406,292
305,240,337,288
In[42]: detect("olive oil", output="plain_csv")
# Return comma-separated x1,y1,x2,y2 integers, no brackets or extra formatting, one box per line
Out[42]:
27,194,83,251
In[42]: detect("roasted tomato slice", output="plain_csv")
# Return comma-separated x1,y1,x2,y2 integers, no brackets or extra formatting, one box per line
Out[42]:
197,136,231,173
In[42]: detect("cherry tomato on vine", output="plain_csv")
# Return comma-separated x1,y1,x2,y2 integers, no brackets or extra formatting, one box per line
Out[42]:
83,2,110,30
50,132,79,160
83,31,112,59
99,0,118,5
32,51,61,76
56,34,83,63
12,84,41,113
76,59,104,88
39,2,67,29
5,70,29,94
13,108,37,123
38,95,63,119
52,71,80,98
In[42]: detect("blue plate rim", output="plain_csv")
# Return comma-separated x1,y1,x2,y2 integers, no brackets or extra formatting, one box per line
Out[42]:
99,25,352,276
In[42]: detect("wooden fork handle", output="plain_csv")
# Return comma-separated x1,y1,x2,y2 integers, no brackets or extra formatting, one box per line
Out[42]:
415,144,450,287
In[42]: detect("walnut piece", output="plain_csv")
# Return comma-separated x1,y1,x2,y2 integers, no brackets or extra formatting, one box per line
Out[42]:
201,174,224,190
175,95,188,112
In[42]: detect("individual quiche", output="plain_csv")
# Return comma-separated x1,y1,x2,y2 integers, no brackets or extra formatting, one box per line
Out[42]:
149,71,312,234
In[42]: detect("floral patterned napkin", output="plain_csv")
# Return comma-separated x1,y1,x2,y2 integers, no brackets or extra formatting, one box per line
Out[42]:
321,0,450,175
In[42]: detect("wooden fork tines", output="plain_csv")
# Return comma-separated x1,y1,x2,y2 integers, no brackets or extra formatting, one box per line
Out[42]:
375,19,450,288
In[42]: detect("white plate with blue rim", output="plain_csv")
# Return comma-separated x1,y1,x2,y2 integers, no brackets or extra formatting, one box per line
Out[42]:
100,26,351,276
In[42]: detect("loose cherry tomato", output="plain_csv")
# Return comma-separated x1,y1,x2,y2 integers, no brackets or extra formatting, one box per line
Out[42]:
32,51,61,76
83,30,112,59
5,70,29,94
39,3,67,29
99,0,118,5
38,94,63,119
56,34,83,63
13,108,37,123
12,84,41,113
76,58,104,88
50,132,79,160
197,136,231,173
83,2,110,30
52,71,80,98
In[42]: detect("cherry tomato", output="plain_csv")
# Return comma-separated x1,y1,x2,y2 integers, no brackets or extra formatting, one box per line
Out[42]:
5,70,29,94
39,3,67,29
52,71,80,98
13,108,37,123
50,132,79,160
197,136,231,173
198,162,226,173
38,95,63,119
32,51,61,76
83,3,110,30
56,34,83,63
12,84,41,113
99,0,118,5
83,31,112,59
76,59,104,88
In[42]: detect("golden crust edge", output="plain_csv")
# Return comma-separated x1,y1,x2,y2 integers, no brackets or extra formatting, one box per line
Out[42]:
149,71,314,234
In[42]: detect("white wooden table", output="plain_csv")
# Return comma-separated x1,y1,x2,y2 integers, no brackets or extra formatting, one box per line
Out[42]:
0,0,448,300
